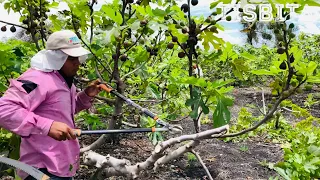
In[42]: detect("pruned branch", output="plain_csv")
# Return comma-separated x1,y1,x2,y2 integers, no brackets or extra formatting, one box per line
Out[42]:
82,125,229,179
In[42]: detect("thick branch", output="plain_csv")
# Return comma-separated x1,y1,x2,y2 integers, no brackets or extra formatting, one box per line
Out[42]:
82,125,229,179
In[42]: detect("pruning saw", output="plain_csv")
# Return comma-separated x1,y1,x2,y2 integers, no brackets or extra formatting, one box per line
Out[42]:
93,82,183,133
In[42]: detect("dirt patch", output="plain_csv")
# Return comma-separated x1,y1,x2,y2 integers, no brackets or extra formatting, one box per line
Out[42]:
74,117,283,180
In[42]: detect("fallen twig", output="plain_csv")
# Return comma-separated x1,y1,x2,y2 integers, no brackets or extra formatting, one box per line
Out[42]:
191,149,213,180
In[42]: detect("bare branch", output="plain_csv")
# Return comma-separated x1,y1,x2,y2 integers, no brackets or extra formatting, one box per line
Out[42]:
95,96,116,106
121,61,147,80
0,20,28,30
191,149,213,180
82,125,229,179
121,121,138,128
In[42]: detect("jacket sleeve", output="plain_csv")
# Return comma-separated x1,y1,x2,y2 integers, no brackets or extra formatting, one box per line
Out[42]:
0,79,54,137
75,91,93,114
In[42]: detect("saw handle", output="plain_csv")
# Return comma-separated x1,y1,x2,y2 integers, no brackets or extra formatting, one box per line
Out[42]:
98,83,113,93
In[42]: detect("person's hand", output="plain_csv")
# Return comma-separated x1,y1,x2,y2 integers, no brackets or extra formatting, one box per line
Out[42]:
48,121,76,141
84,79,102,97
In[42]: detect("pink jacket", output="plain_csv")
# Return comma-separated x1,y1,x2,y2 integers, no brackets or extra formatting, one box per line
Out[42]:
0,68,93,179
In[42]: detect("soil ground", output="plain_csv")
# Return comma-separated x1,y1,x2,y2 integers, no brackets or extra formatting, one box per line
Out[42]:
73,87,320,180
1,87,319,180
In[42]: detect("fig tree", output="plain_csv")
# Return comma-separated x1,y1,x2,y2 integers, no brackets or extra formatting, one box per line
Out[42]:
139,39,144,44
290,54,294,63
289,23,294,29
195,27,201,34
279,61,286,69
182,28,188,34
188,37,197,44
140,20,147,26
277,47,285,54
211,19,216,25
23,19,29,24
112,54,117,60
178,51,185,58
146,46,151,52
181,4,189,13
286,15,290,20
167,43,174,49
31,22,37,28
191,0,198,6
210,26,217,32
120,54,127,61
226,16,232,21
289,33,295,39
1,26,6,32
181,43,187,49
205,17,211,23
283,91,289,97
296,75,303,82
172,36,178,42
10,26,16,32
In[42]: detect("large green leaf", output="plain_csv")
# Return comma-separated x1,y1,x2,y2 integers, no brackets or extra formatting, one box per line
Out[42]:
101,5,123,25
213,96,233,128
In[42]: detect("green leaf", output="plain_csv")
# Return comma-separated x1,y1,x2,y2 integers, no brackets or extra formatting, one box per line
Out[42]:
308,145,320,156
240,52,256,61
273,167,291,180
213,96,233,128
50,1,59,7
141,0,151,6
306,61,317,75
200,100,209,114
0,82,8,92
147,83,160,99
101,5,123,25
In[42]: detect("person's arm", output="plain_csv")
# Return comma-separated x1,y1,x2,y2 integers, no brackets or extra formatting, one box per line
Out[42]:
0,79,53,137
75,79,101,114
75,90,94,114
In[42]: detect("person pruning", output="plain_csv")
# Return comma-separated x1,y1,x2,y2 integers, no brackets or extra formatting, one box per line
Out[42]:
0,30,101,180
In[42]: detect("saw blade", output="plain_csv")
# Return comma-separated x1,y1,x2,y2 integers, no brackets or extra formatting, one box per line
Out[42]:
0,156,50,180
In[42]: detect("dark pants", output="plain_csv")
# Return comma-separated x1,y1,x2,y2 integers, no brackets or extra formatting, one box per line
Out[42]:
24,168,73,180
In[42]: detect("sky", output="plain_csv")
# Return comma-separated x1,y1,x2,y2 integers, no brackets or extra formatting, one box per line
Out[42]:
1,0,320,45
